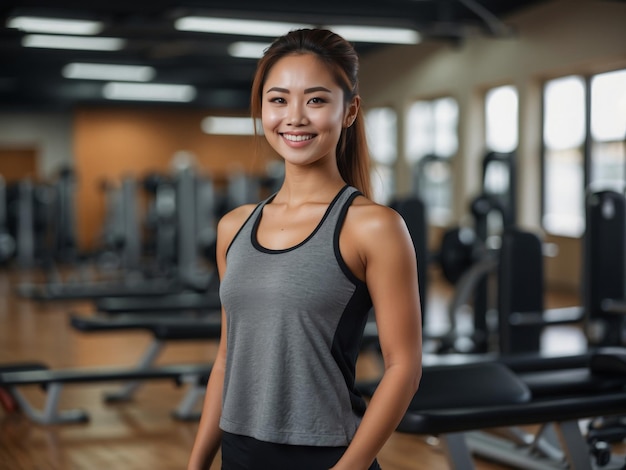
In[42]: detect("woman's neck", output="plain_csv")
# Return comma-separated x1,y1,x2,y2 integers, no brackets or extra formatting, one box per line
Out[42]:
275,169,346,207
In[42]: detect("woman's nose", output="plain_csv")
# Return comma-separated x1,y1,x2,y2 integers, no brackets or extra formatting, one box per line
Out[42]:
287,103,307,125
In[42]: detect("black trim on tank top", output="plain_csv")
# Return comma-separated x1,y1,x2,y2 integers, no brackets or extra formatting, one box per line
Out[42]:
225,200,267,258
251,184,349,254
333,190,368,288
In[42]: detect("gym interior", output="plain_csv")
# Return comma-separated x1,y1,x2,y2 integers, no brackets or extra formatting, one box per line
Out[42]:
1,0,626,468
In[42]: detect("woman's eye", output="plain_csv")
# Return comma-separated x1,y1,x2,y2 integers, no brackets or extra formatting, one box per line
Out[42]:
309,97,326,104
269,97,285,104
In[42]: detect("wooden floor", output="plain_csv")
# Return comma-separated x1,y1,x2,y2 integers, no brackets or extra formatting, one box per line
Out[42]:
0,265,590,470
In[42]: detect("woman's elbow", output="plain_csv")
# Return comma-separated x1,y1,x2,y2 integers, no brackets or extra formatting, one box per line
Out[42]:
410,362,422,394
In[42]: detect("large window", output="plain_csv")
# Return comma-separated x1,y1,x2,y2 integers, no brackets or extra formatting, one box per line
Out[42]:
543,76,586,236
542,69,626,237
485,85,518,154
405,97,458,225
482,85,519,234
484,85,518,197
590,69,626,190
365,106,397,204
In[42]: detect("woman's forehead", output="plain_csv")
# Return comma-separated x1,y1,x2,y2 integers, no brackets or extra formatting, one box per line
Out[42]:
264,54,337,90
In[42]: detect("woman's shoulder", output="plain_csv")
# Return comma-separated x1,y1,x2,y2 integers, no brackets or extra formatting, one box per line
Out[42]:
218,203,257,231
349,195,405,227
216,203,258,247
346,195,410,242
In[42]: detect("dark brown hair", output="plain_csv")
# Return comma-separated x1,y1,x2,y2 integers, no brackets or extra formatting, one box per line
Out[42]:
250,28,371,198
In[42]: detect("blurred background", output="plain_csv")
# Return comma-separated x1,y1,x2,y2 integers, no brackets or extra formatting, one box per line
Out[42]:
2,2,626,468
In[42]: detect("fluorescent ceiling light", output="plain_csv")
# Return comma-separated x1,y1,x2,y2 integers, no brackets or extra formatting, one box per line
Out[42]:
325,25,420,44
63,63,155,81
175,16,313,37
8,16,104,35
103,82,196,102
202,116,262,135
228,41,270,59
23,34,125,51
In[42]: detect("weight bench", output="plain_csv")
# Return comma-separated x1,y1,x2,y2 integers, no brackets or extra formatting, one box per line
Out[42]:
363,348,626,469
16,277,184,301
94,290,221,315
68,312,221,403
0,362,212,425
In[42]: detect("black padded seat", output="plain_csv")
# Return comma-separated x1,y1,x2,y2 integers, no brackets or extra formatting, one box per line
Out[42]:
519,368,626,398
94,291,221,314
70,313,221,340
399,391,626,436
398,362,530,433
590,347,626,374
0,363,212,386
0,363,49,374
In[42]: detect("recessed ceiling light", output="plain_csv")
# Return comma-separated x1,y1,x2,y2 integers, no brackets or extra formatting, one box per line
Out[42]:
103,82,197,102
8,16,104,35
324,25,420,44
175,16,313,37
63,63,155,82
201,116,262,135
23,34,125,51
227,42,270,59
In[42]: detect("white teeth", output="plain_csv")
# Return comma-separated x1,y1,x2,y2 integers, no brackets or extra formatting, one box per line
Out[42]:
283,134,313,142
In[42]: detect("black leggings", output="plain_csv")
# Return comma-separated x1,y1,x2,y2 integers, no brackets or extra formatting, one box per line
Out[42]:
221,432,382,470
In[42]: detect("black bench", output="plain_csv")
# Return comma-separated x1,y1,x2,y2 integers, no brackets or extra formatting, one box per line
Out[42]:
0,362,212,424
371,348,626,469
68,312,220,403
16,278,183,301
94,291,221,315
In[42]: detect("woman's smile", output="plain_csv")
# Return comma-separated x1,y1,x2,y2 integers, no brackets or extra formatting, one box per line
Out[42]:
281,132,317,145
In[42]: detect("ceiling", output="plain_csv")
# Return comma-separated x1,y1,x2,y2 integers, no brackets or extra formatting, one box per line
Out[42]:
0,0,547,113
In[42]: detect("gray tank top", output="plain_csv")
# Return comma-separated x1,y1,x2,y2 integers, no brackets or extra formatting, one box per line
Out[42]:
219,185,372,446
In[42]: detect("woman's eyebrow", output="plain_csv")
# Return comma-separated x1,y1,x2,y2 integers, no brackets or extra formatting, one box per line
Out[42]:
266,86,288,94
304,86,332,94
266,86,332,94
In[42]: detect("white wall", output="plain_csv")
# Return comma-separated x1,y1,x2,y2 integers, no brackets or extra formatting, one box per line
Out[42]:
0,112,73,178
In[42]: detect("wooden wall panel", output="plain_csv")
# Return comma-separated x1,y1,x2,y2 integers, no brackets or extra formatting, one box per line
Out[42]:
0,147,38,183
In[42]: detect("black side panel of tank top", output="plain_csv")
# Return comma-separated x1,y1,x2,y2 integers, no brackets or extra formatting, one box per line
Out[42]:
330,189,372,416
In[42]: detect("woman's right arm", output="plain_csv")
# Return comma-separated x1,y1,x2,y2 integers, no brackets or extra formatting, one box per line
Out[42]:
187,205,254,470
186,307,228,470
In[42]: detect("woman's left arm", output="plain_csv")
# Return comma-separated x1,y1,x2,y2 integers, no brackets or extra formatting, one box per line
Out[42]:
331,205,423,470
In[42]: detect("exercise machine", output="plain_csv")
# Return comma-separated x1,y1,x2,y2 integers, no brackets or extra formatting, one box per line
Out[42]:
16,165,217,300
0,175,16,265
584,188,626,346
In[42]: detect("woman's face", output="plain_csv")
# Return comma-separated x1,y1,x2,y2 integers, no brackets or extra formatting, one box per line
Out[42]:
261,53,356,169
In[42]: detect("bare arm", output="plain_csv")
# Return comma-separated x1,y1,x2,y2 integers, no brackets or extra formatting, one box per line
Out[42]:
187,205,255,470
187,309,227,470
331,205,423,470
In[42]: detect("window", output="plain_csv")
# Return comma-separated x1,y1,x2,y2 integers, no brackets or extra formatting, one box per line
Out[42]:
485,85,518,154
589,69,626,190
365,107,397,204
405,97,458,225
542,69,626,237
542,76,586,237
482,85,519,234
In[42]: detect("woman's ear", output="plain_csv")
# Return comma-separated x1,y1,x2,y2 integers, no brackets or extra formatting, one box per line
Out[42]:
344,95,361,128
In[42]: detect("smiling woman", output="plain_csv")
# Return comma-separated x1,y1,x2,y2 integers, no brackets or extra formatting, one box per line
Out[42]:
187,28,423,470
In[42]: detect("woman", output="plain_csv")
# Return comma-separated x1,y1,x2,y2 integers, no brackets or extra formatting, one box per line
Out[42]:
188,28,422,470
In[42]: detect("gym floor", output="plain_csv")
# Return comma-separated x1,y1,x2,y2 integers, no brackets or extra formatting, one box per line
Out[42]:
0,266,598,470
